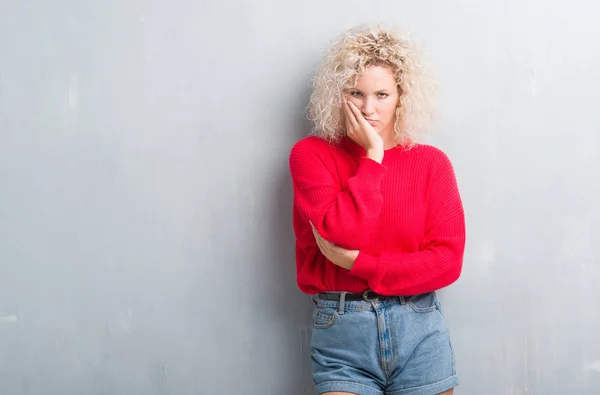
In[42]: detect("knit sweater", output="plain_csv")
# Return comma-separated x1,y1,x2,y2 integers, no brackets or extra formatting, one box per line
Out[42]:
288,136,466,296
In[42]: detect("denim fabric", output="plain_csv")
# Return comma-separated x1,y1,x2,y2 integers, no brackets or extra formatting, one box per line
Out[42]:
311,292,458,395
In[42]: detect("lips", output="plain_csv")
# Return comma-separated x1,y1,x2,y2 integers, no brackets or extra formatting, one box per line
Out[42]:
366,119,379,126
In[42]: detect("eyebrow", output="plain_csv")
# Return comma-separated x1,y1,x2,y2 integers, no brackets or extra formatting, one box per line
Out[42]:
351,89,390,94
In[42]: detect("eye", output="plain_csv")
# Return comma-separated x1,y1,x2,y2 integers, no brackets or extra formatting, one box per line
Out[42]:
377,93,389,98
350,91,363,97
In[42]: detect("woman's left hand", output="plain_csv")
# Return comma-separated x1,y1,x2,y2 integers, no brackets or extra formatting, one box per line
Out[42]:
310,222,359,270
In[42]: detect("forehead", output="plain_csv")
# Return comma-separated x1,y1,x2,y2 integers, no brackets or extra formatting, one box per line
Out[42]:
354,65,397,89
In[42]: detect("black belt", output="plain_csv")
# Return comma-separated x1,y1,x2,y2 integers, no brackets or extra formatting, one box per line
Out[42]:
318,290,401,302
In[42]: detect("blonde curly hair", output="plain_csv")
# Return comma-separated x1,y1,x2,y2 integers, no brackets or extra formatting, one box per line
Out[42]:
307,23,436,147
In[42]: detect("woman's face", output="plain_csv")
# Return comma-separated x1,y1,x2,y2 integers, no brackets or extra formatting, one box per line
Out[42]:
346,65,399,142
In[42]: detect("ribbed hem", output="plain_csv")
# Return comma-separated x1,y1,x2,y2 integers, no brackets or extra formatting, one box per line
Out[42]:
355,157,386,186
387,375,459,395
350,251,378,281
316,380,384,395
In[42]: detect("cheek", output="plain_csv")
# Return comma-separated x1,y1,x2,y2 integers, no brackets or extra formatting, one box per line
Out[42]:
347,97,361,108
382,103,397,122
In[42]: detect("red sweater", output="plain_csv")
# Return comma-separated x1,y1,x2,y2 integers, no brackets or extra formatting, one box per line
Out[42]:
288,136,465,296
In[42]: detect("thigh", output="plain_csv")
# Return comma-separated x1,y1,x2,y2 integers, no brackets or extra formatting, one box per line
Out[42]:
311,302,385,395
385,293,458,395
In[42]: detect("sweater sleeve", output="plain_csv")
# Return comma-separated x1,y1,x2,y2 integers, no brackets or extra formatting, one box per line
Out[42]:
349,152,466,295
289,138,386,249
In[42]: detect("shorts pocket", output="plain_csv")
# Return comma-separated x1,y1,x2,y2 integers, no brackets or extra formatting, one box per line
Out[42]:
312,306,338,329
407,292,439,313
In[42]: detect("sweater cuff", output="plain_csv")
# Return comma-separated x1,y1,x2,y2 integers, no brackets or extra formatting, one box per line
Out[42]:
350,251,378,280
355,157,386,186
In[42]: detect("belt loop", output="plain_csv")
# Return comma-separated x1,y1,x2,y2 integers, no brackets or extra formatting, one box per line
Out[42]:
338,292,347,315
399,296,406,305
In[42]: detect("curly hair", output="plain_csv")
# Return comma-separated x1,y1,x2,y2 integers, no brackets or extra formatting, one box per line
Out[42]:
307,23,436,147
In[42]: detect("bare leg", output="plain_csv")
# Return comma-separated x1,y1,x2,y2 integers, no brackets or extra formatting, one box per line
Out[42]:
323,388,453,395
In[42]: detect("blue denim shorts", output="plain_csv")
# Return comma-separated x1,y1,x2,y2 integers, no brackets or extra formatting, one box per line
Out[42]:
310,292,458,395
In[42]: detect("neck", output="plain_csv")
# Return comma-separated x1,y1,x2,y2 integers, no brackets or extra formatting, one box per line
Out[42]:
380,128,397,150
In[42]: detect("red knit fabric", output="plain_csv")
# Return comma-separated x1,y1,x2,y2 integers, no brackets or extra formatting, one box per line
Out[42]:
288,136,466,296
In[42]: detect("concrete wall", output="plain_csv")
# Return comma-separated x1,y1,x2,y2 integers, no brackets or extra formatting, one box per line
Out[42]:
1,1,599,393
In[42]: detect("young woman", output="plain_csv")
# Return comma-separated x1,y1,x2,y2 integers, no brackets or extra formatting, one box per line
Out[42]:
289,23,466,395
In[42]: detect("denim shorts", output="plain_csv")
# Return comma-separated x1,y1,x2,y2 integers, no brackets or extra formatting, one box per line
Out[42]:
310,292,458,395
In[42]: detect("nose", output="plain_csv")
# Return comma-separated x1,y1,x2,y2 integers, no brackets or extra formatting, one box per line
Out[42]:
361,98,375,117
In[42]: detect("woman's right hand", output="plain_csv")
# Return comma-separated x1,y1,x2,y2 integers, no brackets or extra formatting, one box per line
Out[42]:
343,99,384,163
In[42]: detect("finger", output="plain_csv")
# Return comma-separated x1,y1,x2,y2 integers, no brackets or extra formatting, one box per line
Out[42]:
310,222,322,241
311,222,331,246
313,227,329,245
319,235,333,246
327,242,345,254
344,105,359,142
310,221,319,236
346,100,363,122
348,100,372,129
313,234,322,249
343,102,353,135
311,226,325,248
310,224,333,249
321,240,338,255
344,100,359,130
319,238,337,257
345,112,353,137
318,239,328,254
314,234,327,255
312,229,330,255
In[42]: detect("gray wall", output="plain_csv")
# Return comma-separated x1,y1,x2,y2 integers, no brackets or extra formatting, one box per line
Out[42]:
1,1,599,394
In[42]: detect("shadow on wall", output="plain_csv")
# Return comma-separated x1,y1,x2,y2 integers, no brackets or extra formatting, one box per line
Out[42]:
266,84,316,395
266,81,314,318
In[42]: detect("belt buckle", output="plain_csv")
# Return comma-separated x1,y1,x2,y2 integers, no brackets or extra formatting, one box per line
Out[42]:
362,290,379,302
